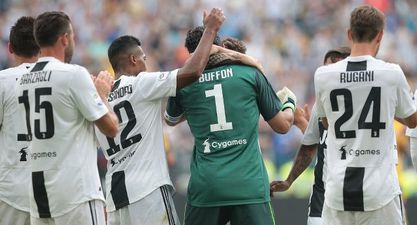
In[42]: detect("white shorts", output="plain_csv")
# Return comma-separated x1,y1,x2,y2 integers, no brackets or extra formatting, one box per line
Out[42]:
322,195,405,225
108,185,180,225
307,216,323,225
0,200,30,225
31,200,105,225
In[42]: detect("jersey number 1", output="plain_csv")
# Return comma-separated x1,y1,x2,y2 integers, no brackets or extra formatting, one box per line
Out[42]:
205,84,233,132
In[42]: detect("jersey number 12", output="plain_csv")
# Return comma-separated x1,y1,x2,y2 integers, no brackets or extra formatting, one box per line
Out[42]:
106,100,142,156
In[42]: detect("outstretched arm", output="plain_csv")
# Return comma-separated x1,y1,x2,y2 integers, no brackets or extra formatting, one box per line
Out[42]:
270,144,317,192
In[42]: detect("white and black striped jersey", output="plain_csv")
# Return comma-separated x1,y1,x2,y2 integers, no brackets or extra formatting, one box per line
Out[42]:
301,105,327,218
406,90,417,137
16,57,108,218
94,70,178,212
0,63,32,212
314,55,415,211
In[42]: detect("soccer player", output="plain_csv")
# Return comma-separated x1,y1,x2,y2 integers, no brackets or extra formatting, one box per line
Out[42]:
93,8,225,225
0,16,39,225
164,26,296,225
16,11,119,225
314,5,417,225
270,47,351,225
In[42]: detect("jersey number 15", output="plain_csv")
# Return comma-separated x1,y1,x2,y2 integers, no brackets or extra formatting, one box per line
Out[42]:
18,88,55,141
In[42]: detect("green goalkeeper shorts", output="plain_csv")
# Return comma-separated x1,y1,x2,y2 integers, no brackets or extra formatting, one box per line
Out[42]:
184,202,276,225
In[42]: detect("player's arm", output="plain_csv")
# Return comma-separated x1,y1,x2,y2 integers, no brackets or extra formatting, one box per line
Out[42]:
394,68,417,128
255,72,294,133
409,137,417,172
270,144,317,192
93,71,119,137
209,45,264,73
267,109,294,133
271,105,319,192
396,113,417,128
176,8,225,90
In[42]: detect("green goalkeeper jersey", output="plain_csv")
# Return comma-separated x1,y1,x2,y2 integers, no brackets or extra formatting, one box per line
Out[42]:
166,64,282,207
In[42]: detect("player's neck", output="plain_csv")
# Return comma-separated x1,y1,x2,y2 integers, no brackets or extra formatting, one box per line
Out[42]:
350,43,377,57
13,55,38,66
115,68,143,78
39,47,65,62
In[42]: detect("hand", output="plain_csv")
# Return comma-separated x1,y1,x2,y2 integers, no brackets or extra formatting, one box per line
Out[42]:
294,104,310,132
276,87,297,111
94,70,113,99
210,45,222,55
270,180,291,192
90,74,97,82
203,8,225,32
295,104,310,124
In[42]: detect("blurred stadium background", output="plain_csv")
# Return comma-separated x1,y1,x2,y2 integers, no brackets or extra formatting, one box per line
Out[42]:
1,0,417,224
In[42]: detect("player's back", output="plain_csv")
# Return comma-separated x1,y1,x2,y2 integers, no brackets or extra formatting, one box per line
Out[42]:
314,55,415,211
172,64,280,206
16,57,107,218
94,71,177,211
0,63,32,212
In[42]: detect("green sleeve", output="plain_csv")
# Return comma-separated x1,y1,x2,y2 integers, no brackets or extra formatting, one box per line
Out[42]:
255,70,282,121
165,96,184,123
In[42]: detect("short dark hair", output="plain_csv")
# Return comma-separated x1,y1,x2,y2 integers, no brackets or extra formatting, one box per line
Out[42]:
9,16,39,57
350,5,385,42
323,47,351,64
221,37,247,54
185,26,221,53
108,35,142,72
34,11,71,47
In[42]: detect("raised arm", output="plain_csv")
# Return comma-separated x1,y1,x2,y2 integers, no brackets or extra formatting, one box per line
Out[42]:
176,8,225,90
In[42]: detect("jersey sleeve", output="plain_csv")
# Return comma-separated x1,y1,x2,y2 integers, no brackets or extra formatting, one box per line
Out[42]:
406,90,417,137
301,104,320,145
254,70,282,121
134,69,178,101
69,66,108,122
314,69,325,117
164,96,184,124
395,67,416,119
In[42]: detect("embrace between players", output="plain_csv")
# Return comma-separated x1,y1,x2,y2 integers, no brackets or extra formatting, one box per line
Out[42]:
0,4,416,225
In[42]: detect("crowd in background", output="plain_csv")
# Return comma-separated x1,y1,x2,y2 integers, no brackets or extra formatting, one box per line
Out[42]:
1,0,417,197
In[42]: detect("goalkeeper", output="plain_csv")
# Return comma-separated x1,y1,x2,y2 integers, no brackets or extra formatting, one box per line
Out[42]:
164,27,296,225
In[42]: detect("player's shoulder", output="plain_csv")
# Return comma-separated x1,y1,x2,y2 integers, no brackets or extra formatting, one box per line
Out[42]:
316,59,346,74
61,63,90,75
370,57,402,72
44,59,89,76
0,64,32,82
0,64,29,77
